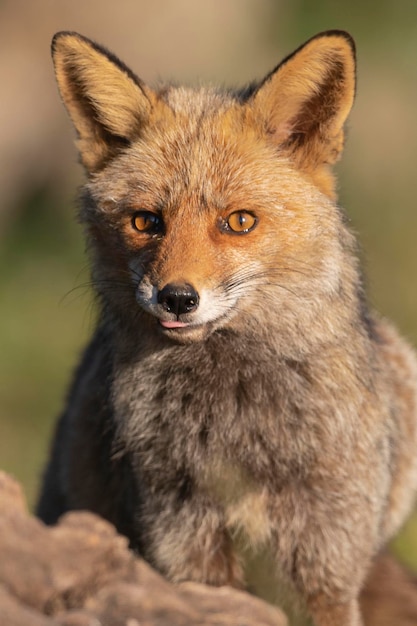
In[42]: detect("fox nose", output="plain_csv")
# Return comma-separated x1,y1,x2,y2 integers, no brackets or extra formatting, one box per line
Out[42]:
157,283,199,317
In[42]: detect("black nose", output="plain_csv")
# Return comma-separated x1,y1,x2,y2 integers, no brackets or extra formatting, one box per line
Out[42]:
157,283,199,317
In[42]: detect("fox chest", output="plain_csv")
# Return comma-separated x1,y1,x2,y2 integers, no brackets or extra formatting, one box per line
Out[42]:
115,352,313,618
114,357,320,564
118,365,310,478
115,346,316,486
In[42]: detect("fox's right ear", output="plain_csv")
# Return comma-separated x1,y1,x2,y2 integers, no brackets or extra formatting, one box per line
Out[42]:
52,32,157,173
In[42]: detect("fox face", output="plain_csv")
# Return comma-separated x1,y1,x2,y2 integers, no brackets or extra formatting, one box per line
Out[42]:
53,31,356,343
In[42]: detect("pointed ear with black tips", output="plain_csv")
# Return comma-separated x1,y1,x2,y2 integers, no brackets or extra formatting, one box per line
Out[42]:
51,31,157,173
250,31,356,198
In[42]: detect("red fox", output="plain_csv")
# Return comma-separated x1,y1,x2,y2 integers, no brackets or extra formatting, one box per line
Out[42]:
37,30,417,626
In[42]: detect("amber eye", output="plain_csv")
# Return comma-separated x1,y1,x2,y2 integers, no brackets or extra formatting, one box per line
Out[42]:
132,211,163,234
225,211,257,234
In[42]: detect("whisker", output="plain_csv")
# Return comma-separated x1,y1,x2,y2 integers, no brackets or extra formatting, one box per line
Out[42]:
59,284,93,307
221,264,307,302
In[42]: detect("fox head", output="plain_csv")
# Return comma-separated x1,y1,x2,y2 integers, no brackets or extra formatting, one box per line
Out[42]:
52,31,357,344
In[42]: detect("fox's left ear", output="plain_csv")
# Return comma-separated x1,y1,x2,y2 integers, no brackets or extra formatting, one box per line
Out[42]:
251,31,356,198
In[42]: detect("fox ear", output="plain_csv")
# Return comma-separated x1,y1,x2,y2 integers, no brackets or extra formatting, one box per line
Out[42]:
52,32,156,172
251,31,356,197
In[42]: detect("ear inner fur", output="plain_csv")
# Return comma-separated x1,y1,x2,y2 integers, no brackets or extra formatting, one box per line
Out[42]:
249,31,356,197
51,32,158,172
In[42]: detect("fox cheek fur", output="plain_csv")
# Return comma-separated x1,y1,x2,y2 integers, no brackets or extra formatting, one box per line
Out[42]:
37,29,417,626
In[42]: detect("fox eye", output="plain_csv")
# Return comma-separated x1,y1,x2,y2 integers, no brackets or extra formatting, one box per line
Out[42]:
225,211,257,234
132,211,163,234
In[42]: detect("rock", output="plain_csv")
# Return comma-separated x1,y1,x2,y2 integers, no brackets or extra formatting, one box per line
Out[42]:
0,587,56,626
2,470,417,625
0,472,287,625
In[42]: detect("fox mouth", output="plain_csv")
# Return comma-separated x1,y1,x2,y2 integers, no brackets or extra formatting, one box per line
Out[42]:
156,317,210,343
159,319,190,330
155,311,231,342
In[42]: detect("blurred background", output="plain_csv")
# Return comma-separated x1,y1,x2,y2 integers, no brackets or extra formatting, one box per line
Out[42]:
1,0,417,567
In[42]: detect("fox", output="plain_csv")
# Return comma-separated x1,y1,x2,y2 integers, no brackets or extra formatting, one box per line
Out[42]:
36,30,417,626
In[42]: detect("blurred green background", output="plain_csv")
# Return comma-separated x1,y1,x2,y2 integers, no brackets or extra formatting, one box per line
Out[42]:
1,0,417,569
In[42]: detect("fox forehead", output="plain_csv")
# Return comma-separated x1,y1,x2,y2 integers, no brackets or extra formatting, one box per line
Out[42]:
88,88,311,216
160,84,235,116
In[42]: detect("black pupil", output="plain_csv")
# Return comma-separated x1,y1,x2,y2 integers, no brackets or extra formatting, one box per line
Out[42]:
146,214,158,228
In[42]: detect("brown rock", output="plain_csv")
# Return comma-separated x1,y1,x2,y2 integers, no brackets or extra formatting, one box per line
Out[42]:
0,587,56,626
0,470,27,514
180,582,288,626
0,472,287,625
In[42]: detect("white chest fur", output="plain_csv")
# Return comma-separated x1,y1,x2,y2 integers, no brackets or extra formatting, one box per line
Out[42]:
199,459,311,625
